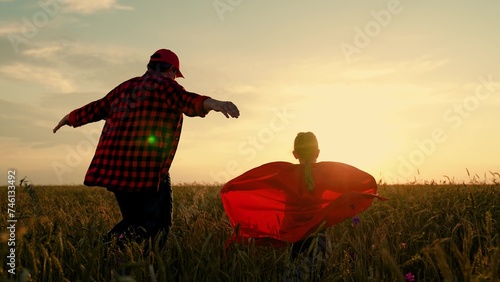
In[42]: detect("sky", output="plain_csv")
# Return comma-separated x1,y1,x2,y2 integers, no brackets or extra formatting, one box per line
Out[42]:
1,0,499,186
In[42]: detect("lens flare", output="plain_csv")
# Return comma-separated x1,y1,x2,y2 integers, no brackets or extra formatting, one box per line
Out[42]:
147,135,157,145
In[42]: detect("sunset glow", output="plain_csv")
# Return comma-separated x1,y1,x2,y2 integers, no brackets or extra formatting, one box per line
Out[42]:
1,1,499,185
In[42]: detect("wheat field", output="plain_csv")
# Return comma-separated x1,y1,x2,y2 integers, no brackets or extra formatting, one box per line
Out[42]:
1,181,499,281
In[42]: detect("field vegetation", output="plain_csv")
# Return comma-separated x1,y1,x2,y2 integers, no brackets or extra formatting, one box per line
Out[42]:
1,180,499,281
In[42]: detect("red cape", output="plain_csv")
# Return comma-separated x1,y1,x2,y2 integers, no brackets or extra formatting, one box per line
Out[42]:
221,161,384,245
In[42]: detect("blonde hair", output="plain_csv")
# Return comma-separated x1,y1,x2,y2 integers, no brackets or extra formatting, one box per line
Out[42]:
293,132,319,192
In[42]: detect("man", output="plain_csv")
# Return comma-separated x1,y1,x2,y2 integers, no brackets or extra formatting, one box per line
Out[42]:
53,49,240,248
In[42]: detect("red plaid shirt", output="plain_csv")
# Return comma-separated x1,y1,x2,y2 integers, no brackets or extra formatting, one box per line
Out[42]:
68,70,210,192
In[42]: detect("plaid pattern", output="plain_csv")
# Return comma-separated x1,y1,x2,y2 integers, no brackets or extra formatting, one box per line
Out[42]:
68,70,210,192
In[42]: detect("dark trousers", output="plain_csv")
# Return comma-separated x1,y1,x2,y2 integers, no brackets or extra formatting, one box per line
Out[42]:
106,174,172,249
291,233,327,260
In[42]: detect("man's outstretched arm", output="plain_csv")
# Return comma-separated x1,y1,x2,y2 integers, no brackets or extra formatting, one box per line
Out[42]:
203,98,240,118
53,114,70,133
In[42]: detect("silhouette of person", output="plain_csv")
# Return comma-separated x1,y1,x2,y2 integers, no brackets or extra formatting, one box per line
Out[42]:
221,131,383,249
284,132,327,260
54,49,240,250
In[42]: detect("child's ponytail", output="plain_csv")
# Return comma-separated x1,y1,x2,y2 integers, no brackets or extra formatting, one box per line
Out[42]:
293,132,319,193
304,162,315,192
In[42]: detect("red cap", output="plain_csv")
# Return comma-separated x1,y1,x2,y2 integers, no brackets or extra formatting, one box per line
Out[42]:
149,49,184,78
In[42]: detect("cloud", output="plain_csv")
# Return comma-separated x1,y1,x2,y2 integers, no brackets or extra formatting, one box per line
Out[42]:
0,98,103,148
20,40,137,65
338,56,450,83
38,91,105,112
21,43,64,58
0,99,58,147
342,68,395,80
0,1,134,41
62,0,134,14
0,40,144,93
0,62,75,92
410,58,449,73
0,23,24,36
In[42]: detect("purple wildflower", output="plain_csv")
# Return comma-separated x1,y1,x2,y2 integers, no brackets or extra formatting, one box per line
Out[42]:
404,272,415,282
401,242,407,249
352,216,360,227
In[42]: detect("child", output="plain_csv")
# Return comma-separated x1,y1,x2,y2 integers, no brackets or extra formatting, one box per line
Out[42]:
221,132,384,258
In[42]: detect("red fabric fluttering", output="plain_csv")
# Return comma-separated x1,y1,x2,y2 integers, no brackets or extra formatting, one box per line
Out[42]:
221,161,385,246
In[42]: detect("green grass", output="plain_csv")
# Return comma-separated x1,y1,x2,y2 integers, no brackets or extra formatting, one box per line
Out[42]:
1,183,499,281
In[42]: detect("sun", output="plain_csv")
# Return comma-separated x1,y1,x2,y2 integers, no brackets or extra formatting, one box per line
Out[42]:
298,102,401,180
